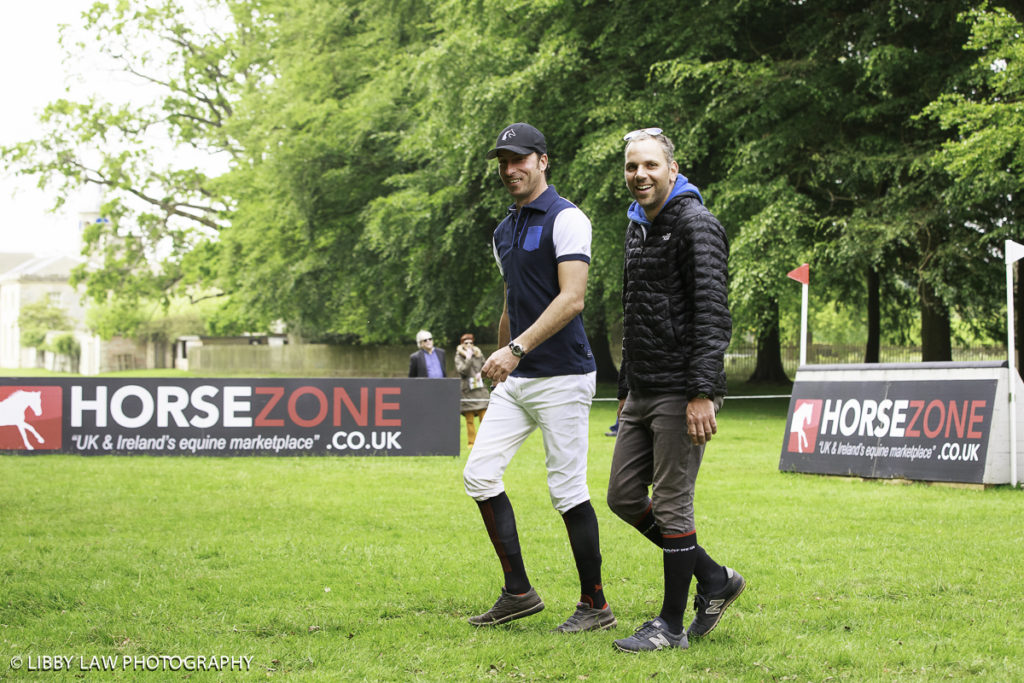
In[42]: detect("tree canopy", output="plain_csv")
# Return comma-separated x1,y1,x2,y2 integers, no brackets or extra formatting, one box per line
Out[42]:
4,0,1021,378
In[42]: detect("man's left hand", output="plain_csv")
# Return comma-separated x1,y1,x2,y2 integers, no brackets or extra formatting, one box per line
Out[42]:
686,397,717,446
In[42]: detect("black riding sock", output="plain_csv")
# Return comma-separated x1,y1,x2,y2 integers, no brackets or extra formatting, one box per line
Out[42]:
659,531,698,635
632,501,664,548
476,492,530,594
561,500,607,609
693,545,728,595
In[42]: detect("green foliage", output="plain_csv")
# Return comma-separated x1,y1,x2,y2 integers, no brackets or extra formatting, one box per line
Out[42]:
85,295,207,341
921,5,1024,340
45,333,82,373
723,182,814,340
46,333,80,359
18,300,71,350
2,0,1019,363
924,6,1024,205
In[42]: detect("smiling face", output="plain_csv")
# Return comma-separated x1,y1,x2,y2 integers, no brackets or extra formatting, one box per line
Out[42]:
497,149,548,207
624,137,678,221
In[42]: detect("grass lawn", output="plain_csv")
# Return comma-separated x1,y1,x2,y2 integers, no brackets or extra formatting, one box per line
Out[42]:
1,396,1022,681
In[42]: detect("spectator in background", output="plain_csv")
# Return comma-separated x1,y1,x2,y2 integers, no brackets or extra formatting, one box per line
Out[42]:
409,330,447,378
454,333,489,446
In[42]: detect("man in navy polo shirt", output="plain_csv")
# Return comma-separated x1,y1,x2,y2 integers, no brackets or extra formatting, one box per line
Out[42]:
463,123,614,634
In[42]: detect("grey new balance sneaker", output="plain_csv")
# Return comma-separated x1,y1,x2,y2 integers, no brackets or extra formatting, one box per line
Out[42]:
468,587,544,626
613,618,688,652
554,603,617,633
687,567,745,638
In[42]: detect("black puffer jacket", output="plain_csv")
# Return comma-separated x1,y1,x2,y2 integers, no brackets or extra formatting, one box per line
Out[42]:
617,192,731,399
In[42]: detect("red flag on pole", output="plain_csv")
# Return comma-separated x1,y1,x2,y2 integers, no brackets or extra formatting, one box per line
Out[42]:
787,263,810,285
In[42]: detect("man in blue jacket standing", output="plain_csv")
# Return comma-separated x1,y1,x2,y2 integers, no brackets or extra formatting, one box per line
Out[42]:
607,128,745,652
463,122,614,633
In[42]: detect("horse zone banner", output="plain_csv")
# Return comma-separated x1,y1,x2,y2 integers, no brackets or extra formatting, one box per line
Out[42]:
0,378,460,456
780,375,998,483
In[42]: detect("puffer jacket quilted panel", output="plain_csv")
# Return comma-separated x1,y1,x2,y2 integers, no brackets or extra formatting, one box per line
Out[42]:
618,193,731,399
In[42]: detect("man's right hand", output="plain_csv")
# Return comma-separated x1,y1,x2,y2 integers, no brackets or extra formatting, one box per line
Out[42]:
482,346,520,383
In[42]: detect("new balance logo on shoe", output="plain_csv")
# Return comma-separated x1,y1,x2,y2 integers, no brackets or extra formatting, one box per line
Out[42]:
704,598,725,615
648,633,672,649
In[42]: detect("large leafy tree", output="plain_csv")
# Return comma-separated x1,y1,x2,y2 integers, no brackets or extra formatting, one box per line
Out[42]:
923,4,1024,349
210,0,438,340
19,301,71,351
4,0,1020,383
652,0,994,374
1,1,269,315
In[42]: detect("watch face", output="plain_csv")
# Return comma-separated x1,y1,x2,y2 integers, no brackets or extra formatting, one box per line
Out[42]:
509,342,524,357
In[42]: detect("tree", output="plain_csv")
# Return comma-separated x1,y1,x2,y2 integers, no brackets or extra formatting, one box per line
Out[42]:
47,333,82,374
3,0,1014,377
648,0,989,370
19,300,71,354
922,5,1024,351
1,0,266,326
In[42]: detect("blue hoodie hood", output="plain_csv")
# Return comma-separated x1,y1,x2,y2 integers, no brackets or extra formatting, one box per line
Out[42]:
626,173,703,227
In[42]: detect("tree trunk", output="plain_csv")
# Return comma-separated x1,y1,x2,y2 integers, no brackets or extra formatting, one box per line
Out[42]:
748,300,790,383
585,296,619,384
864,267,880,363
590,321,619,383
919,279,952,361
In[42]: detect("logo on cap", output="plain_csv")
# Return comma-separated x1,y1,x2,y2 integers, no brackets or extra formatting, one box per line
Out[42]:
487,122,545,159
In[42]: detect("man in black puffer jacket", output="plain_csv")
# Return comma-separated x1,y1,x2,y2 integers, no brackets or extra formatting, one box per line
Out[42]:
608,128,745,653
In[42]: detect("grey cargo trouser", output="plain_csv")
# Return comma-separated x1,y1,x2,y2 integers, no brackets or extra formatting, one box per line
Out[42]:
606,392,723,535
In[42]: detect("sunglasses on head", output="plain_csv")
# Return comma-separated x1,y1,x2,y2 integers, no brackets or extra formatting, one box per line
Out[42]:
623,127,663,141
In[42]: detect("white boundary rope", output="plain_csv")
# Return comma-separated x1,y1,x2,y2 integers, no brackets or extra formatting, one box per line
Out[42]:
460,394,792,404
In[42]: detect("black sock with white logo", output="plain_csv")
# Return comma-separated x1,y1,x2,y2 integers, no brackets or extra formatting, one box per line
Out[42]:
562,500,607,609
476,492,530,594
659,531,698,635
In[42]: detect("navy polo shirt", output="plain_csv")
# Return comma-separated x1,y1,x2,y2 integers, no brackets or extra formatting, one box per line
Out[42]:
492,185,596,378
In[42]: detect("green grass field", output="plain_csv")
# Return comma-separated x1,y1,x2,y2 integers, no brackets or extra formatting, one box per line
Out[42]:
2,397,1022,681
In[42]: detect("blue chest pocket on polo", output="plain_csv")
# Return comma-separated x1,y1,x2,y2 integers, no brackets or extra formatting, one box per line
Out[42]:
522,225,543,251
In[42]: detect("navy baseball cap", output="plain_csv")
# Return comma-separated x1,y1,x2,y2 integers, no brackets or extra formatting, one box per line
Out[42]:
486,123,547,159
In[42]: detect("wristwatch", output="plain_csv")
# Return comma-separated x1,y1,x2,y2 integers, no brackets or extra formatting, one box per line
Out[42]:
508,341,525,358
695,392,711,400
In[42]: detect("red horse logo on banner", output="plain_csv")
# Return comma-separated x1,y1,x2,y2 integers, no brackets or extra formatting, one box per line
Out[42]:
788,399,822,454
0,387,62,451
0,390,45,449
